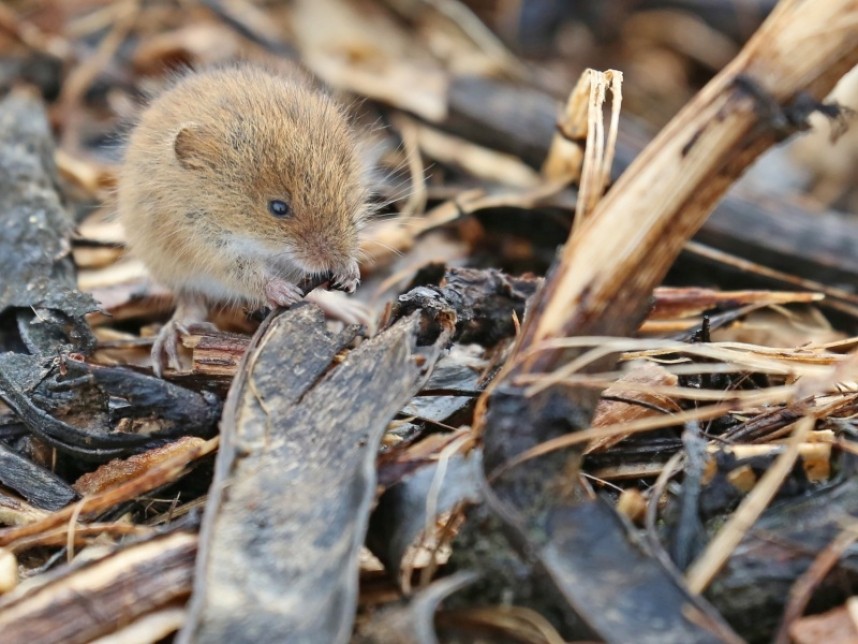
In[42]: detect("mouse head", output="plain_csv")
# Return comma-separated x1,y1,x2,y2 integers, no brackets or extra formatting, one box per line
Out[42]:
171,73,369,286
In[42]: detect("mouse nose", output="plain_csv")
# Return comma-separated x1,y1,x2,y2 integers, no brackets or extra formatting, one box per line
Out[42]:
296,236,355,275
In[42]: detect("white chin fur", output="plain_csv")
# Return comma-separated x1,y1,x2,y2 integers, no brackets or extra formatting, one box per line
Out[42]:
230,235,309,276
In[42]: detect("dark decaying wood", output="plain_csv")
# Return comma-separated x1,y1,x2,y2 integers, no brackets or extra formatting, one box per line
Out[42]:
695,188,858,287
0,90,97,355
0,352,221,461
0,90,221,464
0,441,77,511
487,491,741,643
707,475,858,641
474,390,742,643
181,302,455,642
397,267,538,346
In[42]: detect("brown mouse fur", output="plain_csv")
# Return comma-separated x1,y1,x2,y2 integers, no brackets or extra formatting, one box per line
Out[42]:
118,64,371,374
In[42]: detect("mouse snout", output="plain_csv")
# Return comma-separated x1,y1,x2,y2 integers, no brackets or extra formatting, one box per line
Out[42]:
293,233,357,276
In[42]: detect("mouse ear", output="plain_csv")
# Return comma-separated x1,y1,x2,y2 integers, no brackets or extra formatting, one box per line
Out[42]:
174,124,220,171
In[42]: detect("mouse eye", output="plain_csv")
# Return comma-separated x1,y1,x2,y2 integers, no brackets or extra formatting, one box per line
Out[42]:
268,199,291,218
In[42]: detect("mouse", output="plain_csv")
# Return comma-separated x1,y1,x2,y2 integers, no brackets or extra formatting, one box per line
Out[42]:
117,64,372,375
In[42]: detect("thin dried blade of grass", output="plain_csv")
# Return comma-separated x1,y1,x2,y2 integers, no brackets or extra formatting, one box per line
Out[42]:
401,433,472,590
648,285,826,319
440,605,566,644
358,189,481,267
576,70,622,227
500,348,858,477
488,403,736,481
516,336,856,398
389,113,428,218
683,242,858,315
592,441,833,483
527,376,801,403
8,522,153,554
359,180,568,267
355,570,478,642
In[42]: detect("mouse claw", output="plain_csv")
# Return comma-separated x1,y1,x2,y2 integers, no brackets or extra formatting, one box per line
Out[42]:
331,260,360,294
147,293,211,377
151,320,218,376
265,277,304,308
151,319,184,377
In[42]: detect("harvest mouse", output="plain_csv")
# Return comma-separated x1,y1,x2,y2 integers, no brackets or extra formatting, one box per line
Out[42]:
117,64,372,375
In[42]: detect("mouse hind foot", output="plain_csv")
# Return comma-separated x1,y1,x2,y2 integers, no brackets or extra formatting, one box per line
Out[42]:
151,294,216,377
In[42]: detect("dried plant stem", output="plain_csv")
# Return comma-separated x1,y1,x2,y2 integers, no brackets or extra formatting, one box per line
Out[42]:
575,70,622,228
542,68,623,231
518,0,858,372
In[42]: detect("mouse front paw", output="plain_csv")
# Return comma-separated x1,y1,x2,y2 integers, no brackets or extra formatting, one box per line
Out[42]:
331,260,360,294
265,277,305,308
